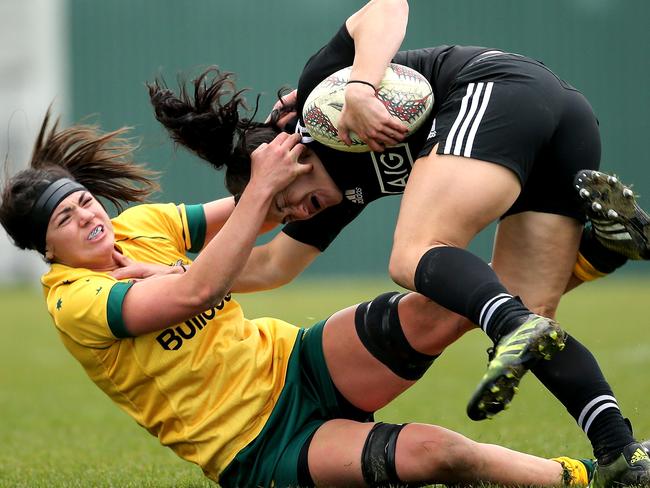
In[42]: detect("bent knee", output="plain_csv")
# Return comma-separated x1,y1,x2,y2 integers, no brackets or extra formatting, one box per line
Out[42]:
389,244,433,289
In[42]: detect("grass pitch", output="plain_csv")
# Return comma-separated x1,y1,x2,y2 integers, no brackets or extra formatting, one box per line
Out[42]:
1,276,649,487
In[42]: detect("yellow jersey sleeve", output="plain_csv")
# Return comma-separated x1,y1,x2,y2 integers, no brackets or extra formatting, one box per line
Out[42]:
46,270,134,347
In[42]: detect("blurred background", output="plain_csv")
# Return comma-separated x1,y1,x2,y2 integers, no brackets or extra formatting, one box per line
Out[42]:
1,2,649,486
1,0,649,281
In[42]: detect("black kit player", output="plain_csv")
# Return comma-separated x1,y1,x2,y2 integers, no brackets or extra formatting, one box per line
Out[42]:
145,1,650,486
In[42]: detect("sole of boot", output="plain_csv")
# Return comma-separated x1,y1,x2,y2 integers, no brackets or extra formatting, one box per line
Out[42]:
575,170,650,259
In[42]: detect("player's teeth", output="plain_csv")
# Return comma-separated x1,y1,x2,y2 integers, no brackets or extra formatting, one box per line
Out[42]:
88,226,102,239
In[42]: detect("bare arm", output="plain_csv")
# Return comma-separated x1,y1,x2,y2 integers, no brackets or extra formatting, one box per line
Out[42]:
338,0,410,151
231,232,321,292
202,197,278,243
119,133,310,336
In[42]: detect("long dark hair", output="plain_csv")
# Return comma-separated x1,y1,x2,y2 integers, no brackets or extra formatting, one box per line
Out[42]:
147,66,293,197
0,110,159,253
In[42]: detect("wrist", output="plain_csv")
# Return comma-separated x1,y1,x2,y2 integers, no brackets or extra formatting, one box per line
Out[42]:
244,180,277,203
174,260,187,274
346,79,377,92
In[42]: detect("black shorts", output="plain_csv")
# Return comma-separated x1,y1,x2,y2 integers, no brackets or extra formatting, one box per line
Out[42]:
420,51,601,222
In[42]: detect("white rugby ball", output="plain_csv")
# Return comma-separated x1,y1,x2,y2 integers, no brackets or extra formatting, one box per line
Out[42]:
302,63,433,152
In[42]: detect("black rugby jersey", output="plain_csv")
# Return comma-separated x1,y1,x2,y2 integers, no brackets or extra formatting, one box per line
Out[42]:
283,24,491,251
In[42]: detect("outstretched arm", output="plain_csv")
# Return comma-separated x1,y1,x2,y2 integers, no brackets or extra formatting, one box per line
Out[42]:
119,133,310,335
231,232,321,292
338,0,410,151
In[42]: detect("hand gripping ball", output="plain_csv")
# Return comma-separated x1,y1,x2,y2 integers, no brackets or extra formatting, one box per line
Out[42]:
302,63,434,152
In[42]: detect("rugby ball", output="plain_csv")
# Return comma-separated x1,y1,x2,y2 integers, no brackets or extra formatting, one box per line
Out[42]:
302,63,433,152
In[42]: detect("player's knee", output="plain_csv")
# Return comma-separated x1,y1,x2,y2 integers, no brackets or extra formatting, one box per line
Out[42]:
405,428,482,482
361,423,407,487
356,292,438,380
388,246,417,289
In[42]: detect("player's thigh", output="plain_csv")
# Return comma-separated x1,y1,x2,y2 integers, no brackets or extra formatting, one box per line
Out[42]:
390,150,521,287
491,211,582,318
322,305,416,412
322,296,474,413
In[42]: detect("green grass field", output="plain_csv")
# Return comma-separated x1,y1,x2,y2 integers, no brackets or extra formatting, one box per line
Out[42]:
1,276,648,487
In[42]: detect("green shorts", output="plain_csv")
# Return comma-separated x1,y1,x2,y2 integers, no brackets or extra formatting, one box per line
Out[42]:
219,320,372,488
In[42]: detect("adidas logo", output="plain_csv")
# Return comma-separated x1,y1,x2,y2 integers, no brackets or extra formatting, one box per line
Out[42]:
630,447,650,465
427,118,437,140
345,187,364,204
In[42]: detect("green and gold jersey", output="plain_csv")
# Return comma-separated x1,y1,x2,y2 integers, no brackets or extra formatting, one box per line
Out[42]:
41,203,301,482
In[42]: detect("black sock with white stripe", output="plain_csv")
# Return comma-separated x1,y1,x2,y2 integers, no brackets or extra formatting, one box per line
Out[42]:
531,335,634,462
414,246,530,342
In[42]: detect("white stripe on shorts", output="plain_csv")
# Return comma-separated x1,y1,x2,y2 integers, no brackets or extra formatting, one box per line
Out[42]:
443,81,494,158
465,82,494,157
444,83,475,154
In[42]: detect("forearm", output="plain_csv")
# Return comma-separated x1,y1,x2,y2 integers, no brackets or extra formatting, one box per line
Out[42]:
231,235,321,293
231,265,295,293
186,182,274,303
231,250,301,293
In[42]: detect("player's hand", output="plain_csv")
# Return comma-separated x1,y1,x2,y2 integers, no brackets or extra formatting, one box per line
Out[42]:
338,83,408,152
265,89,298,129
110,250,184,281
249,132,312,195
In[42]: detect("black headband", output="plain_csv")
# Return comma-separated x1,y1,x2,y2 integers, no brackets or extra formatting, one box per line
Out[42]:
30,177,87,254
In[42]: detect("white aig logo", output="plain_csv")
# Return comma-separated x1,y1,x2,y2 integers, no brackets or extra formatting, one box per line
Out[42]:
370,143,414,194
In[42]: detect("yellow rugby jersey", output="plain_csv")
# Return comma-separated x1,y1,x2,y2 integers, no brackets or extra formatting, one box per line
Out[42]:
41,203,300,482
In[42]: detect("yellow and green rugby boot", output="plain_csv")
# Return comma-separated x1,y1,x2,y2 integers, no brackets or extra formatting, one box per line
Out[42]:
467,314,567,421
553,456,596,486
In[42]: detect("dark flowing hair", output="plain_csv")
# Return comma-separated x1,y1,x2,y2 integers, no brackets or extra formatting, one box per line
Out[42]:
0,110,160,253
147,66,294,198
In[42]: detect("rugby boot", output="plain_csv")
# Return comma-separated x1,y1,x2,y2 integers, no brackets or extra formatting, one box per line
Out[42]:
643,440,650,455
575,169,650,260
466,314,567,421
589,442,650,487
